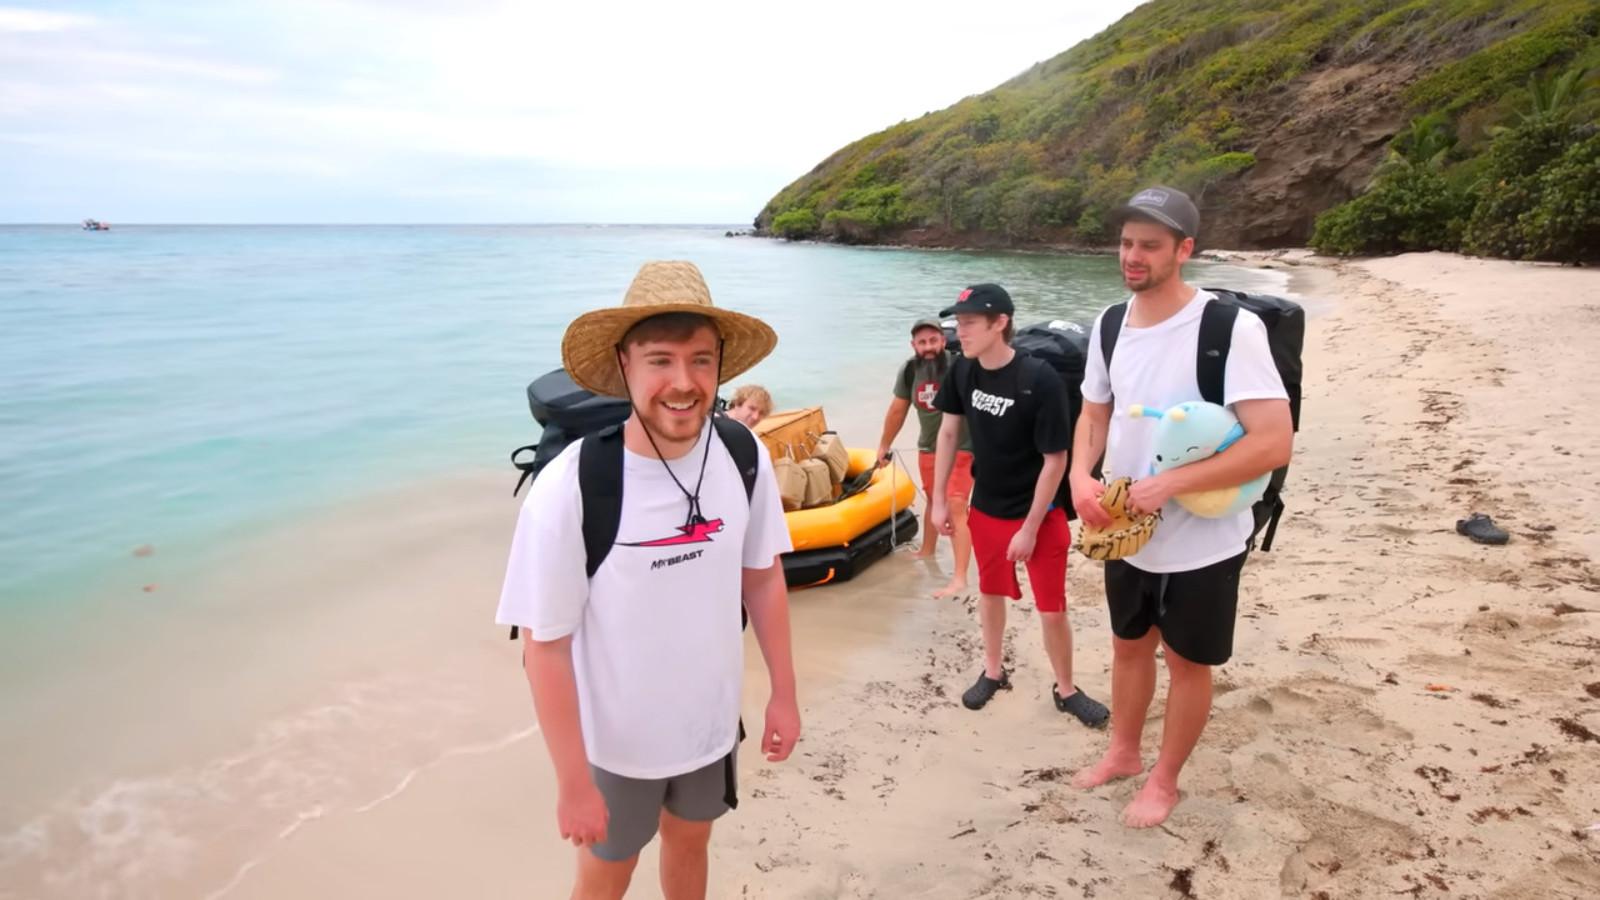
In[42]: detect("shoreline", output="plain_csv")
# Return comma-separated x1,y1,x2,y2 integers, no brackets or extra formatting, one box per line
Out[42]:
4,251,1597,897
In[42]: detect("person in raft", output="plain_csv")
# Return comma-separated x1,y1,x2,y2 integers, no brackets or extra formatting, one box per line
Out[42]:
929,283,1109,726
724,383,772,428
1069,186,1292,828
875,316,975,597
496,260,800,899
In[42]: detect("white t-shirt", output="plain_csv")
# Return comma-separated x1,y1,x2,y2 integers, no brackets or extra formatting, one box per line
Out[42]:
495,419,792,779
1081,288,1288,573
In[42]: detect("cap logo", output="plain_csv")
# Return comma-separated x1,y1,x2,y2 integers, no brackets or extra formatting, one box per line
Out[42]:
1133,189,1170,207
957,289,973,302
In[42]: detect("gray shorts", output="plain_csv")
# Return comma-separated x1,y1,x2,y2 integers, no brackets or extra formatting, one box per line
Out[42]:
589,749,736,862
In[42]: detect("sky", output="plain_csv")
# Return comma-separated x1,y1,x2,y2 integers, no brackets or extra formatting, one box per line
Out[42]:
0,1,1147,224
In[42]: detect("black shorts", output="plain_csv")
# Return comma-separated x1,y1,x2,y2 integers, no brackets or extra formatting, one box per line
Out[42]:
1104,551,1248,666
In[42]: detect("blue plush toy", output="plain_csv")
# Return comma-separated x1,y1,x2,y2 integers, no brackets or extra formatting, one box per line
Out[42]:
1128,401,1267,518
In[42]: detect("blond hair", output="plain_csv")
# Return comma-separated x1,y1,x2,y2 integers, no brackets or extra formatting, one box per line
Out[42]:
729,384,773,415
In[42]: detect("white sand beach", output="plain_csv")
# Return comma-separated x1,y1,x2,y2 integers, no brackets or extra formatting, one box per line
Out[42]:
202,252,1600,900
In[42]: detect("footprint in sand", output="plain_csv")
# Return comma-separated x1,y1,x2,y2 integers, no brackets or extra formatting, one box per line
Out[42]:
1240,676,1412,743
1300,633,1388,654
1278,804,1422,898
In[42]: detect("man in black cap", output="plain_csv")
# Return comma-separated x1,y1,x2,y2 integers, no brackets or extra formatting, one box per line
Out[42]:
876,317,975,597
1069,186,1292,828
930,284,1108,727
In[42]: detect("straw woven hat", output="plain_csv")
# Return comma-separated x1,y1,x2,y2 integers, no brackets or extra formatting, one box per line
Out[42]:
561,261,778,398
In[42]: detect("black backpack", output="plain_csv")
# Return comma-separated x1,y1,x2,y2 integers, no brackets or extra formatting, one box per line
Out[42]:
951,320,1093,520
507,368,761,638
1098,288,1305,551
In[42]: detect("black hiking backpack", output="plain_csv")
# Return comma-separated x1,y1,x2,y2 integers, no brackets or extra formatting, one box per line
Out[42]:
1098,288,1305,551
507,368,762,638
951,319,1094,520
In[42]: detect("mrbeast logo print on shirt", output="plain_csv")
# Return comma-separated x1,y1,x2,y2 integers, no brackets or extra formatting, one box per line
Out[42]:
969,388,1016,417
618,518,724,571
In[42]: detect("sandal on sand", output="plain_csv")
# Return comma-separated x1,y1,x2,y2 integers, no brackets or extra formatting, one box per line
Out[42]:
1456,513,1509,546
1053,685,1109,728
962,669,1011,710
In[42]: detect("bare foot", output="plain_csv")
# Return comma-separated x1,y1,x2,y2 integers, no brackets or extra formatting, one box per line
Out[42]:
910,542,937,559
1071,751,1144,790
1121,777,1180,828
932,579,968,599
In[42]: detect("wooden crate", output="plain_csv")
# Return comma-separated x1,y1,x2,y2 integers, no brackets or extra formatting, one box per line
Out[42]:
753,407,828,463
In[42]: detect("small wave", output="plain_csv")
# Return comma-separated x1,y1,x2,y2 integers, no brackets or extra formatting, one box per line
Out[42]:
0,673,535,900
354,725,538,815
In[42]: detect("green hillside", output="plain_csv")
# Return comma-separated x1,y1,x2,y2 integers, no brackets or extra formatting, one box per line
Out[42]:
756,0,1599,261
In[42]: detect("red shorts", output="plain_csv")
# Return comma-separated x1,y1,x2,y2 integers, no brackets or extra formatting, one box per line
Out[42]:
918,451,975,502
966,507,1070,613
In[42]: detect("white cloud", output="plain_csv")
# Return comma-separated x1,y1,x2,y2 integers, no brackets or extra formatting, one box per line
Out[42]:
0,7,94,33
3,41,279,85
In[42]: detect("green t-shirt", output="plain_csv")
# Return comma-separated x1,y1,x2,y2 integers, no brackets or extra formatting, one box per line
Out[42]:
894,353,972,453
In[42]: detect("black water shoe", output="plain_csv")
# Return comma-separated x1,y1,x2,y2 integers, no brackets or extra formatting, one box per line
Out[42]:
1053,684,1110,728
1456,513,1509,545
962,669,1011,710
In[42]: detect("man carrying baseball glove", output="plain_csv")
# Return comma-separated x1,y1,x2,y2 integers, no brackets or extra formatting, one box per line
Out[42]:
1067,187,1294,829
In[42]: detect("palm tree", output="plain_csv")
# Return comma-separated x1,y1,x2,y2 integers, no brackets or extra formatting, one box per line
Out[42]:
1517,63,1593,126
1384,110,1456,173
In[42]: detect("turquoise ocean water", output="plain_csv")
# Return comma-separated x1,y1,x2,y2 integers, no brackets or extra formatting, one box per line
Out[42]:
0,224,1286,612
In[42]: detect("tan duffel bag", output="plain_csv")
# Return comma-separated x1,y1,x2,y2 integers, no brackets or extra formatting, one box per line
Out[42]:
812,431,850,484
773,450,808,512
799,458,832,508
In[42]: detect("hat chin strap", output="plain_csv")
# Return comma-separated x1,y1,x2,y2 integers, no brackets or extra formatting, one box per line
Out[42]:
613,339,727,528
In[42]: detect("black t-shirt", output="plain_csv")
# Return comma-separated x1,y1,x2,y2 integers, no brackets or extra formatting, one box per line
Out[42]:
933,353,1072,519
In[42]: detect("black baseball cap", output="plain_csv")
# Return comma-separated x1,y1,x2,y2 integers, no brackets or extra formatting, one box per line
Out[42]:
939,283,1013,318
1110,185,1200,238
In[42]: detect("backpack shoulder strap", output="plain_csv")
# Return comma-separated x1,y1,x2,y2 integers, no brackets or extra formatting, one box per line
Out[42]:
578,425,626,578
513,426,624,641
1100,302,1128,369
1015,350,1051,393
953,355,975,406
710,414,759,503
1197,298,1239,406
709,414,759,639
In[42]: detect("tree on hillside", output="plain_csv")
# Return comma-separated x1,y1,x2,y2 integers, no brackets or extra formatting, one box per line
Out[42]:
1515,63,1595,125
1384,111,1457,173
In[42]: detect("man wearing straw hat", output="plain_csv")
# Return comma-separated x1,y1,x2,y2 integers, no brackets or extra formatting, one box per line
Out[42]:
496,261,799,898
1069,186,1291,829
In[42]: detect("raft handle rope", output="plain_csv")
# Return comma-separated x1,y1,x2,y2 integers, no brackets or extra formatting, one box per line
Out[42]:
884,445,930,552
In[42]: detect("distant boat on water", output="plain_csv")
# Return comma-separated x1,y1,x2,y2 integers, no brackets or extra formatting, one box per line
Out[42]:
82,219,111,231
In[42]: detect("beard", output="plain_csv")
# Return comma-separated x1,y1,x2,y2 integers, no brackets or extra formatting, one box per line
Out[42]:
1122,258,1175,292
